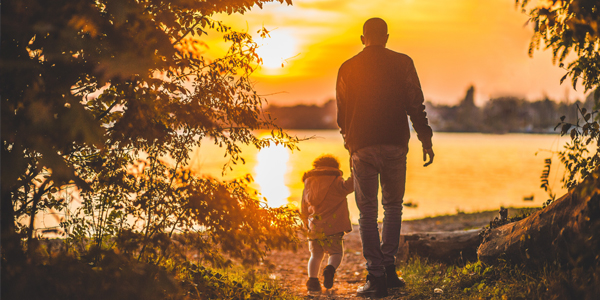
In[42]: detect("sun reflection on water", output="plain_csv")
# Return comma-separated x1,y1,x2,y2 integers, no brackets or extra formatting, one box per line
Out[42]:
254,143,291,207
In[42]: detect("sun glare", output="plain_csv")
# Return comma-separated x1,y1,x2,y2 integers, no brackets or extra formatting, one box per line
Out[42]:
254,143,291,207
255,30,297,71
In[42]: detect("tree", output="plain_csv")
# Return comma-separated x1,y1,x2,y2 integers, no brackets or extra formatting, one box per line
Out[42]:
476,4,600,296
1,0,299,272
518,0,600,94
482,96,530,133
516,0,600,189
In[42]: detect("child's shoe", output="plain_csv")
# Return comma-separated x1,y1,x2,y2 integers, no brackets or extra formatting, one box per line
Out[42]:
306,277,321,292
322,265,336,289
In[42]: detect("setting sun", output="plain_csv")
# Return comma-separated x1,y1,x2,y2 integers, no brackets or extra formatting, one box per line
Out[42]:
255,30,298,72
211,0,586,105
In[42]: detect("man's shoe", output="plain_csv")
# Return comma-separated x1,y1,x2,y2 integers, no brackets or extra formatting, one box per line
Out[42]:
356,274,388,298
323,265,336,289
385,265,406,288
306,277,321,292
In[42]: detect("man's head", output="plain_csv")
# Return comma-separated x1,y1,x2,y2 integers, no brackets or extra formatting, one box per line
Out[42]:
361,17,388,47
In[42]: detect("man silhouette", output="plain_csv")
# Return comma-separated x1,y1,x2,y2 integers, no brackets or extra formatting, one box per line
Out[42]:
336,17,434,298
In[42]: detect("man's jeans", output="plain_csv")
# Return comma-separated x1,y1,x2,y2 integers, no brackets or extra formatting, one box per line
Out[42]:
351,144,407,277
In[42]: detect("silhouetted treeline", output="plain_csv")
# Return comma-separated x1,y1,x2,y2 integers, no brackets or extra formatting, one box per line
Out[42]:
267,100,338,129
426,86,596,133
268,86,596,133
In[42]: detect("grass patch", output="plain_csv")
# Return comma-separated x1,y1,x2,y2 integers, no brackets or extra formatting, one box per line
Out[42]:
179,263,298,299
2,250,298,300
398,256,598,300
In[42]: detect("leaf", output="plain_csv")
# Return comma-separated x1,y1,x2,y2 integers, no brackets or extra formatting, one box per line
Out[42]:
561,123,572,135
560,73,569,84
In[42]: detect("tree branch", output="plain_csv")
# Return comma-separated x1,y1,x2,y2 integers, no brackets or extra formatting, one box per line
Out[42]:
171,18,203,46
96,99,121,121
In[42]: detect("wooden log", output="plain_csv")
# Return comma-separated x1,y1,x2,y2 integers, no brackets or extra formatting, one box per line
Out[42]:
400,229,482,263
477,182,600,266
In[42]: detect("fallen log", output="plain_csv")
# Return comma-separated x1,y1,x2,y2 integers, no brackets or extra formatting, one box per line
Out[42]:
477,179,600,267
400,229,482,263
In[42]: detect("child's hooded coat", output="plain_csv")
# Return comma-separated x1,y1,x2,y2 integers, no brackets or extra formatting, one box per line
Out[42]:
301,167,353,238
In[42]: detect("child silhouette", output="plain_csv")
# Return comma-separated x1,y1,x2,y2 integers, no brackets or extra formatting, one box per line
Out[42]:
301,154,354,292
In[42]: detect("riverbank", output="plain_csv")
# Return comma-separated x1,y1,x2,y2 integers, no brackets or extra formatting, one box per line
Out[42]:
262,207,536,299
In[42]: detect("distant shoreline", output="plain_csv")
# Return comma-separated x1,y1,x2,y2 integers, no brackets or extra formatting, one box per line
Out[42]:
280,128,562,134
267,92,595,134
400,207,538,233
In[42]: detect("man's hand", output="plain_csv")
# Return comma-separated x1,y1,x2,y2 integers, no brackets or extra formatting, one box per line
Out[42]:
423,147,434,167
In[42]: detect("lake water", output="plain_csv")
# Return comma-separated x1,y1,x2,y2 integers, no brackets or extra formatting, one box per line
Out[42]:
189,131,570,223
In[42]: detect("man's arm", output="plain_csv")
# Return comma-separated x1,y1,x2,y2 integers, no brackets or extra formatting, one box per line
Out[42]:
336,67,347,137
404,58,433,153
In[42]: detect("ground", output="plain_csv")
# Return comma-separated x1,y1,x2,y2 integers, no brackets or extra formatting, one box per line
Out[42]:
261,209,510,299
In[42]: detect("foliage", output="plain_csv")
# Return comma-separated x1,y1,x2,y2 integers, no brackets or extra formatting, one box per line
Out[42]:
536,100,599,208
398,255,600,300
553,104,600,189
517,0,600,94
1,0,302,297
479,207,540,241
180,263,298,299
2,248,297,300
515,0,600,205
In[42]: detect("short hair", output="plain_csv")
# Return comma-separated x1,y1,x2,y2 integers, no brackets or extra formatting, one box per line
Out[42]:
363,18,388,39
312,154,340,169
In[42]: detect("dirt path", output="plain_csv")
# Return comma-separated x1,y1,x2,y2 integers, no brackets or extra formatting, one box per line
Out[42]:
262,210,505,299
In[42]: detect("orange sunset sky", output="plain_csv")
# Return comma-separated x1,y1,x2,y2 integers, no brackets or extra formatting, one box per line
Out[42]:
206,0,587,106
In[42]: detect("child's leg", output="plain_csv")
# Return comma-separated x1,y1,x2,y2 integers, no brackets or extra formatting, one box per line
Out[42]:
308,240,325,278
327,253,343,268
322,234,344,289
326,235,344,268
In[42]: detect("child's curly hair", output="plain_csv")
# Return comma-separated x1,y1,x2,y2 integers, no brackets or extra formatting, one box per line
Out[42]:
312,154,340,169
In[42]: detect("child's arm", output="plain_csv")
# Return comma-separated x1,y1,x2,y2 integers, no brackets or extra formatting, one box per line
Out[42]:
341,172,354,194
344,156,355,193
300,189,310,228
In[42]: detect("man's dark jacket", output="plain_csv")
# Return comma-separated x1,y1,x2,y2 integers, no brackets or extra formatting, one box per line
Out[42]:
336,45,433,153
